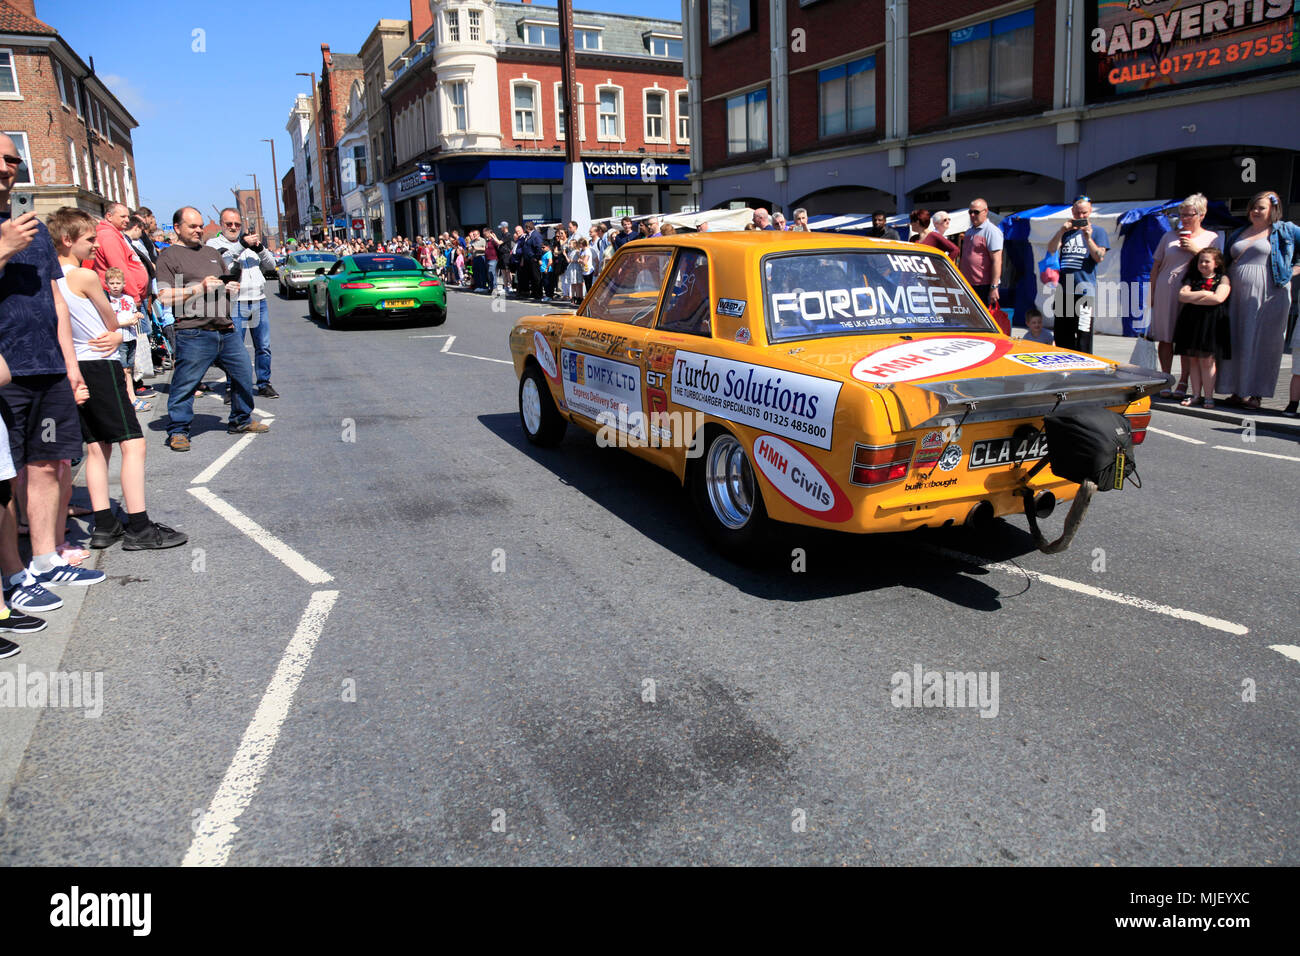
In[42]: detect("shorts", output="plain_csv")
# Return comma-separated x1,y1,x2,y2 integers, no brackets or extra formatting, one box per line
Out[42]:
118,338,137,371
0,373,85,470
76,360,142,445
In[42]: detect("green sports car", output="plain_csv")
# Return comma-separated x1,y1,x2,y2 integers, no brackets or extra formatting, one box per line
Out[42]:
306,253,447,328
277,251,339,297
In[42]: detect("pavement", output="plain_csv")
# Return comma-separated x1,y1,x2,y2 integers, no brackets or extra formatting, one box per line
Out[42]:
1085,332,1298,432
0,288,1296,866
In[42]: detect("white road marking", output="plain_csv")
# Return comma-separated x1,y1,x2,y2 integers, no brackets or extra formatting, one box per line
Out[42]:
1211,445,1300,462
1268,645,1300,663
1147,426,1204,445
411,332,513,364
192,435,258,485
187,486,333,584
924,545,1249,635
182,589,340,867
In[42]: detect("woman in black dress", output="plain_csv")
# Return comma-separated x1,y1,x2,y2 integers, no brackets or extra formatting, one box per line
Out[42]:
1173,247,1232,409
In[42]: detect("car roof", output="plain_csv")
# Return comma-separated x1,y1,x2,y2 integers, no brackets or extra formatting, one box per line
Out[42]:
619,232,929,255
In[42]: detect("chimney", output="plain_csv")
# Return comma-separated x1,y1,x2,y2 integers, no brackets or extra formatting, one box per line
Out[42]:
411,0,432,40
9,1,38,18
321,42,332,69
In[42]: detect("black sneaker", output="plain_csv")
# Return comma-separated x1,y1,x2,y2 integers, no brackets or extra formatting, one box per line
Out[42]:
90,514,124,549
122,521,188,551
0,637,18,659
256,384,280,399
0,611,46,634
223,390,232,405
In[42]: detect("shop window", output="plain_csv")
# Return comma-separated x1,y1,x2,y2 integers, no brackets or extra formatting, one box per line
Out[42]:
726,88,767,155
708,0,751,44
949,9,1034,113
819,56,875,137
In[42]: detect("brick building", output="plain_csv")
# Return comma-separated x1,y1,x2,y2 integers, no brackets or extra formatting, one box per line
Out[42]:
381,0,687,237
359,18,412,239
281,165,299,237
0,0,140,221
689,0,1300,217
317,44,365,227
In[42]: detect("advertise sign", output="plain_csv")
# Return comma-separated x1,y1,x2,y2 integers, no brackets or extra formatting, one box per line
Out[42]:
351,218,364,230
1086,0,1299,100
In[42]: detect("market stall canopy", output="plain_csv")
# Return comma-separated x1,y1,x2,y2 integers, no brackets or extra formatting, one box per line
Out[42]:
660,208,755,232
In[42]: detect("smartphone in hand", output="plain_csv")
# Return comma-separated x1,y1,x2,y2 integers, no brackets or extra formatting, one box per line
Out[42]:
10,192,35,217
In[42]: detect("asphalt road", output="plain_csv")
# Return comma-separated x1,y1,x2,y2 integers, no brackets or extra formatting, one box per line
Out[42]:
0,285,1296,866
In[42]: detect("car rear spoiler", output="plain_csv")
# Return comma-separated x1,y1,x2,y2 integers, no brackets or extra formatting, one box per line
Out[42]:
880,364,1173,430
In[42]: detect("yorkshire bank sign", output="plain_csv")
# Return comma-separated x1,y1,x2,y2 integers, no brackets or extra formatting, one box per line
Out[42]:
583,160,677,181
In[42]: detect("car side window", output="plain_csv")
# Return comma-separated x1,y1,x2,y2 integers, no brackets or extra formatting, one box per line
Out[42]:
656,250,711,338
580,248,674,326
328,260,345,275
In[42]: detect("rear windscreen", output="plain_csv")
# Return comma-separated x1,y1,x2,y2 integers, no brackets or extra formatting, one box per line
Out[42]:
763,250,992,341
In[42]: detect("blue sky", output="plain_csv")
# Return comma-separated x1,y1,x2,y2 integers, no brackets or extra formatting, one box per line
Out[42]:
43,0,683,231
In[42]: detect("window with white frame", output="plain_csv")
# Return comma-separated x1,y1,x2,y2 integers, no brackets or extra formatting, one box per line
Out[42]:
644,89,667,143
353,144,368,185
82,148,90,188
447,81,468,131
512,80,541,137
0,50,18,97
554,81,584,140
597,85,622,140
468,9,482,42
123,161,134,207
68,138,79,186
675,91,689,143
3,132,31,184
522,23,559,46
647,35,683,58
819,55,875,137
725,88,767,155
575,28,601,50
708,0,750,44
445,10,460,42
53,59,68,106
949,9,1034,112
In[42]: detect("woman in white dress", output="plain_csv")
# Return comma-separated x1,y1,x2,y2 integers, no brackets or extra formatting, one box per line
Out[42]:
1147,194,1221,398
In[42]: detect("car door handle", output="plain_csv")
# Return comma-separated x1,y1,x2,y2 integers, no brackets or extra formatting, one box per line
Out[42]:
627,348,643,358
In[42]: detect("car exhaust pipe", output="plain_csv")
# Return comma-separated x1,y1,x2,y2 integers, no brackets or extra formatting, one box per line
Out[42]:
1033,491,1056,519
965,500,995,529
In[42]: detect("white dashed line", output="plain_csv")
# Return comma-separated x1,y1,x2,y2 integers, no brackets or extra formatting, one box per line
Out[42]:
187,486,333,584
1268,645,1300,663
411,332,513,364
183,589,340,867
192,435,258,485
1147,426,1205,445
1211,445,1300,462
924,545,1249,635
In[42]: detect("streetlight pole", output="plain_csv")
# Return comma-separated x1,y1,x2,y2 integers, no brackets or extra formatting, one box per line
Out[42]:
296,71,331,240
262,137,283,247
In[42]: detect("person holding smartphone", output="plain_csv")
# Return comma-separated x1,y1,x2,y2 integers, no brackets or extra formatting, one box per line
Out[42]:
1046,196,1109,353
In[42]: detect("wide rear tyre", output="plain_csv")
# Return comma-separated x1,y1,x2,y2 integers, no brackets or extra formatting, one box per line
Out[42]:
307,289,319,318
690,425,771,560
325,296,341,329
518,365,566,447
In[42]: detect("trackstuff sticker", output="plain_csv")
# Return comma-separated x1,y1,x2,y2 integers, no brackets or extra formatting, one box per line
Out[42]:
717,298,746,317
1006,351,1111,372
752,435,853,523
561,349,645,439
671,351,841,451
851,336,1014,384
534,331,558,379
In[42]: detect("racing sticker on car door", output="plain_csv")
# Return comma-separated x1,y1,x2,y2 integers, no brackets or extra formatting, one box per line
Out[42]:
561,349,645,440
670,351,841,450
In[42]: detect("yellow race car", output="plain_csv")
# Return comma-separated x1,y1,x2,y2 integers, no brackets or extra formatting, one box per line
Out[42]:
509,232,1166,557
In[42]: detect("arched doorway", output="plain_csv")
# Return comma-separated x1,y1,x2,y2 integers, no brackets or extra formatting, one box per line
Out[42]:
793,185,896,216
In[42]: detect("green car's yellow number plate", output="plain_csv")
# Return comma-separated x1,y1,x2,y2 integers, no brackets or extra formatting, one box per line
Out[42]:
380,299,417,309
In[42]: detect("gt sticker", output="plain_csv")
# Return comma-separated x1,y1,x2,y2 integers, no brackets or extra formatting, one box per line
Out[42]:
851,336,1013,384
671,351,841,451
717,298,746,317
752,435,853,523
534,331,558,379
561,349,645,439
1006,351,1111,372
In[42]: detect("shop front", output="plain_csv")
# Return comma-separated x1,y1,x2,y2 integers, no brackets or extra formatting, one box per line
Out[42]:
390,166,438,239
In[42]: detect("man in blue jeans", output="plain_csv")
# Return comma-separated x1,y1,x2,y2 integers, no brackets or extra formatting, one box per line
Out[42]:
208,208,278,400
155,207,269,452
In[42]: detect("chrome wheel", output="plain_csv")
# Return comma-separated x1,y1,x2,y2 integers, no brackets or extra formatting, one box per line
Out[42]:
521,376,543,436
705,433,754,530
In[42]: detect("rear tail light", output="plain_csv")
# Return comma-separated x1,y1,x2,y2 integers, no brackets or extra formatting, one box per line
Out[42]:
1125,411,1151,445
418,279,441,286
851,441,914,486
340,282,374,289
